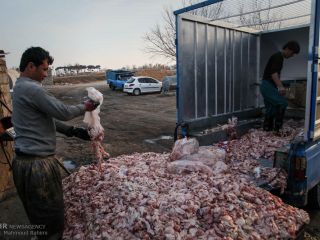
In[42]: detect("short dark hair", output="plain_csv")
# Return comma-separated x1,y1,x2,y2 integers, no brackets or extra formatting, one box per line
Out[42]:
283,41,300,54
19,47,54,72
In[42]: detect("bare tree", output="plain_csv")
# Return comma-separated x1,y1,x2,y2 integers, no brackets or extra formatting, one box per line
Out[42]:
144,0,286,61
143,0,224,61
143,7,176,61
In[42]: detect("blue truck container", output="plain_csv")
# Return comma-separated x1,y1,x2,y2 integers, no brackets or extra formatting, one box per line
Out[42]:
174,0,320,209
106,70,134,90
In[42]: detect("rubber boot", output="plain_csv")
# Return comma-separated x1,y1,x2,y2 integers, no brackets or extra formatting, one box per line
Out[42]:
263,115,274,132
274,107,285,132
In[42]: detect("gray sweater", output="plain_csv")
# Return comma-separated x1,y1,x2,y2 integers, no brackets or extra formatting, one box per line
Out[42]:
12,77,86,156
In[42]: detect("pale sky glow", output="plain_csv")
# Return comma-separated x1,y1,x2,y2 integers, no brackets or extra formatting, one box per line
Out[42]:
1,0,181,69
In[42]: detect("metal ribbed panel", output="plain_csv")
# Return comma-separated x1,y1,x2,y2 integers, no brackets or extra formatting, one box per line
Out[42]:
180,19,196,120
177,14,259,124
196,23,207,118
206,25,216,116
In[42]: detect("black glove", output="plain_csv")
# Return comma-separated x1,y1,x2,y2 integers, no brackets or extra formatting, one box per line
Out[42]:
0,132,14,141
83,98,100,112
71,127,91,141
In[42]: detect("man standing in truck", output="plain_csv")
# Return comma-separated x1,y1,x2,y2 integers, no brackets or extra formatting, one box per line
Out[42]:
12,47,99,240
260,41,300,132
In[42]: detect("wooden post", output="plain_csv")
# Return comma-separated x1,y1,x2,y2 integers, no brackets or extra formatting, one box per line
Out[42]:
0,56,14,202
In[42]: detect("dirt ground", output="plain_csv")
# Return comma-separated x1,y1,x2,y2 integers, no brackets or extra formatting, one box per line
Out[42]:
0,80,319,239
135,69,175,80
51,81,177,164
53,73,105,85
53,69,175,85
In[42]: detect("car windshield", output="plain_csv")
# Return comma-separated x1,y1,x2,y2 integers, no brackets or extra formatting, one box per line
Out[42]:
126,78,135,83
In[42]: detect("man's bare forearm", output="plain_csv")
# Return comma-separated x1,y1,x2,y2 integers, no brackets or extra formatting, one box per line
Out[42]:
271,72,286,96
271,73,284,89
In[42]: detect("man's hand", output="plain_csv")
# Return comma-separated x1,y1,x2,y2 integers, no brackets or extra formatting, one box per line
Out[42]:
72,127,91,140
84,98,100,112
278,86,286,96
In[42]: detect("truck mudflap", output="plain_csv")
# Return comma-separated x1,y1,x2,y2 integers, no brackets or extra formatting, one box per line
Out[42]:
255,174,308,207
255,157,308,207
257,181,281,194
254,158,284,193
296,224,307,240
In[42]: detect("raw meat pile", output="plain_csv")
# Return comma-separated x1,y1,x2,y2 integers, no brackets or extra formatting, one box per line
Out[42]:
227,159,288,194
216,120,304,191
170,119,302,193
63,119,308,239
63,152,309,239
223,122,303,162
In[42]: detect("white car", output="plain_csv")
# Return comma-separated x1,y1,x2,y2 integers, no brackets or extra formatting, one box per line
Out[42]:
123,76,162,96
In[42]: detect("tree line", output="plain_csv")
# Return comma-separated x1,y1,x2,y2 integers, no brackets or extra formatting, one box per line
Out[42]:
122,63,175,71
55,64,101,74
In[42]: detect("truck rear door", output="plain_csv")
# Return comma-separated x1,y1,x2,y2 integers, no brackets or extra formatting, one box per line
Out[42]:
305,0,320,141
176,13,260,128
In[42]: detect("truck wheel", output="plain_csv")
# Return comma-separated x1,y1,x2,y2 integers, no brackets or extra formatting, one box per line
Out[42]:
133,89,141,96
308,184,320,209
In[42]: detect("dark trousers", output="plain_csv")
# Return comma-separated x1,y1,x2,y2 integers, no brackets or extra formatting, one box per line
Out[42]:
12,155,64,240
260,79,288,117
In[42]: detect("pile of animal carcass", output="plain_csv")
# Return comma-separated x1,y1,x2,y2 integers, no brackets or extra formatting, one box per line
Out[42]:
63,120,309,239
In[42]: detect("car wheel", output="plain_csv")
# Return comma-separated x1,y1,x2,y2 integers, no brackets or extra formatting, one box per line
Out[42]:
133,88,141,96
308,183,320,209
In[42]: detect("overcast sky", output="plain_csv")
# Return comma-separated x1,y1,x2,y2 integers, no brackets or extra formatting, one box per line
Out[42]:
1,0,182,69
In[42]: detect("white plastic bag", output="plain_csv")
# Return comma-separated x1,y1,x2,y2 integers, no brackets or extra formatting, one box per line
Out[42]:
184,146,226,168
83,87,104,139
167,160,213,176
169,138,199,161
212,161,228,174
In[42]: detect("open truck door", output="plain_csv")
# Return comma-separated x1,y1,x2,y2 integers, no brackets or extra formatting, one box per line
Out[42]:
305,0,320,141
175,12,261,144
292,0,320,208
271,0,320,208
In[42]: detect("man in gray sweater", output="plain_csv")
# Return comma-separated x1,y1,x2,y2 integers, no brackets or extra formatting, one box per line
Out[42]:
12,47,99,240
